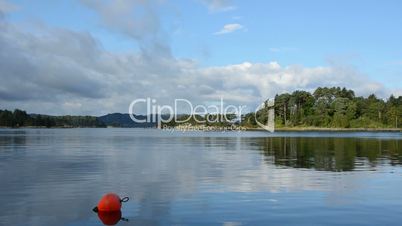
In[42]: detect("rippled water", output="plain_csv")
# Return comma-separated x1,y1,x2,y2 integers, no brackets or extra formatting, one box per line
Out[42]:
0,128,401,226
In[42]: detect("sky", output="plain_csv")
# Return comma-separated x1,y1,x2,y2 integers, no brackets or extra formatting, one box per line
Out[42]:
0,0,401,115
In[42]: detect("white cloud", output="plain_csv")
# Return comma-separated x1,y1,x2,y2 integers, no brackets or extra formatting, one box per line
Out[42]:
214,23,244,35
200,0,236,12
0,15,388,115
80,0,171,57
0,2,394,115
0,17,387,115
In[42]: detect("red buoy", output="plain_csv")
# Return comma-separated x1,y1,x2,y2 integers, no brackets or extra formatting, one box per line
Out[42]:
97,211,122,225
93,193,129,212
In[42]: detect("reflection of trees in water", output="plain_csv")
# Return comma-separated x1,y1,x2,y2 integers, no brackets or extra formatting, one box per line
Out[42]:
257,137,402,171
0,130,27,146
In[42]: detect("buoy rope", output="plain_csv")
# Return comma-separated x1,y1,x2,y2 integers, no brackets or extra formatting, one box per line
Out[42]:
120,197,129,203
121,217,129,222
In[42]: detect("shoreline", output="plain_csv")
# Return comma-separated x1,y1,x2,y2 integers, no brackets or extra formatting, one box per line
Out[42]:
1,126,401,132
246,127,402,132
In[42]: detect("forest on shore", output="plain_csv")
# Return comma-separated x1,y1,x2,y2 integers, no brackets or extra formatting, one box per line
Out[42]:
243,87,401,129
0,110,105,128
1,87,401,129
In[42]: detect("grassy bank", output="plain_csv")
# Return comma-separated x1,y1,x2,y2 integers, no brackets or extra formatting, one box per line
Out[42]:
245,127,402,132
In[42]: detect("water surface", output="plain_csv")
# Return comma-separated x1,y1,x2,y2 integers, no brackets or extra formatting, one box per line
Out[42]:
0,128,401,225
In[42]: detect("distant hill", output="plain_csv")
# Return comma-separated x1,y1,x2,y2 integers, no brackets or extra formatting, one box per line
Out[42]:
97,113,157,128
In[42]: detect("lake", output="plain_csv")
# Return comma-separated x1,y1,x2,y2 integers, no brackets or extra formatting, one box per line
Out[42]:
0,128,401,226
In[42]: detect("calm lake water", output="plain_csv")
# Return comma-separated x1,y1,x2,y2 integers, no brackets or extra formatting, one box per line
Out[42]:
0,128,401,226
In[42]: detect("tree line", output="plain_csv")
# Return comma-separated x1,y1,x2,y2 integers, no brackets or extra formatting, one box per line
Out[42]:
1,87,401,129
0,109,105,128
243,87,402,128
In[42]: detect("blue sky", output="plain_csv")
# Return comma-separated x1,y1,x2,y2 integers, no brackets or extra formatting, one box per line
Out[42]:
1,0,401,114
